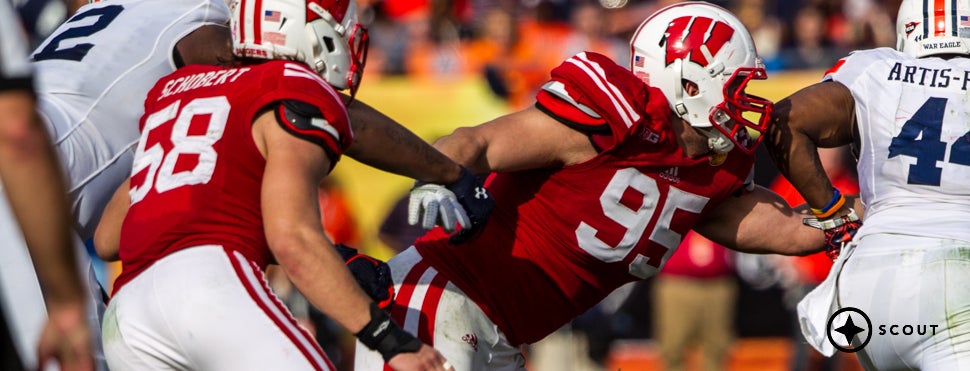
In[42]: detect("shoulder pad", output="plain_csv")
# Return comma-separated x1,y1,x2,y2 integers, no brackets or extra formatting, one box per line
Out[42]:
274,99,348,164
537,52,648,140
823,48,902,84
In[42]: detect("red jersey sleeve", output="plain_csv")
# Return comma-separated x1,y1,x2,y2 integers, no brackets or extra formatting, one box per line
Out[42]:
535,52,650,149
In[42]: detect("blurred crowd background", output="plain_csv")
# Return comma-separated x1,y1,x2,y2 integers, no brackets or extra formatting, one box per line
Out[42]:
75,0,899,369
353,0,899,108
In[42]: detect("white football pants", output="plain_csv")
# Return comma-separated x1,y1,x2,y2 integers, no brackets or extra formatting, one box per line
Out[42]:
354,247,526,371
837,234,970,370
103,245,333,371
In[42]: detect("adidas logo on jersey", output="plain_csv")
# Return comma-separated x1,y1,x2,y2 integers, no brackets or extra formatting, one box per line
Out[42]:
660,167,680,183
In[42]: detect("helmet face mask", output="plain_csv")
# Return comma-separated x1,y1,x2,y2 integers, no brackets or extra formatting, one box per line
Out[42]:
709,67,771,153
231,0,368,95
629,1,772,154
896,0,970,58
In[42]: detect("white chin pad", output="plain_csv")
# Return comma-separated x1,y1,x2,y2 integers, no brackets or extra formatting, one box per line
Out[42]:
698,127,735,154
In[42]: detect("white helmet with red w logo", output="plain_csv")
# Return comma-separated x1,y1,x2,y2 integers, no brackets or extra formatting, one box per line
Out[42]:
896,0,970,58
630,2,772,154
230,0,368,96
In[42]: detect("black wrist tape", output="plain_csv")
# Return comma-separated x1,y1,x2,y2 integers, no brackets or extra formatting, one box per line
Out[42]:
355,302,422,361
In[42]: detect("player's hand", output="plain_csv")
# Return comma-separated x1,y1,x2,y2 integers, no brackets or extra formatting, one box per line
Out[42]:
37,301,95,371
408,166,494,242
334,244,394,309
443,167,494,244
802,208,862,260
408,182,469,233
387,344,454,371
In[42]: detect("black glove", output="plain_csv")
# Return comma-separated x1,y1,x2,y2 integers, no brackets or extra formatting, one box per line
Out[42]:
443,167,494,244
356,302,422,361
802,209,862,260
334,244,393,309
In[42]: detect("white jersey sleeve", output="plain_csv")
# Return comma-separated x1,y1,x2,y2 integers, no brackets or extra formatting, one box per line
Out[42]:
31,0,230,239
825,47,970,243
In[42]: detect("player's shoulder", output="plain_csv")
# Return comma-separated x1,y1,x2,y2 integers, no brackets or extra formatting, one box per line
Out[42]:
105,0,228,15
824,47,906,81
536,52,648,136
546,52,644,96
72,0,225,21
256,61,334,91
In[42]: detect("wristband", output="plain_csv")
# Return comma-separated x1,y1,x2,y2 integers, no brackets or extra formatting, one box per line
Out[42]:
355,302,422,361
810,187,845,219
803,208,860,230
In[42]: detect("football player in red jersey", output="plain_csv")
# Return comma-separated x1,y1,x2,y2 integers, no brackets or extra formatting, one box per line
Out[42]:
355,2,860,370
89,0,485,369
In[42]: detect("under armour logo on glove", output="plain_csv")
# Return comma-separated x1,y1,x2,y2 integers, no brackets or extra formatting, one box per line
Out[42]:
443,168,494,245
474,187,488,200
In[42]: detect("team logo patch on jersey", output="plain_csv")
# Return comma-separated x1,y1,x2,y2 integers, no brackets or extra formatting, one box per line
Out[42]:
461,333,479,351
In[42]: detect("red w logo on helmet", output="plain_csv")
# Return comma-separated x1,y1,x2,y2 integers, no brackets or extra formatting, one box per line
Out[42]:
663,16,735,67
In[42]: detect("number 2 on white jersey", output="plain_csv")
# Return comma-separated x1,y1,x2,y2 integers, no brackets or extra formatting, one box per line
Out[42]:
576,168,709,279
130,97,229,204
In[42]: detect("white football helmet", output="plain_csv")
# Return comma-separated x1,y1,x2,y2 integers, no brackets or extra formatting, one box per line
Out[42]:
896,0,970,58
630,2,772,154
231,0,368,96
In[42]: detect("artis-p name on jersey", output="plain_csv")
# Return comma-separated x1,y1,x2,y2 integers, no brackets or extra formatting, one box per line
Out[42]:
886,62,970,90
158,67,251,100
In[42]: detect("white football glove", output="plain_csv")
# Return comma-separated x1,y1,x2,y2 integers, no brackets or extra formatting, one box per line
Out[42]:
407,184,471,232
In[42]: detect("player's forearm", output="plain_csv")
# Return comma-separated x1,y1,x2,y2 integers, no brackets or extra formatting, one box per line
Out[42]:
0,93,84,304
766,103,837,210
260,144,374,333
697,186,826,256
432,126,491,174
344,100,462,184
269,231,373,334
766,82,857,212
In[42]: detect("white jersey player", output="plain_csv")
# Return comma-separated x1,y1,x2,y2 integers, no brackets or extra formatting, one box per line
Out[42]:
33,0,231,239
0,0,230,368
767,0,970,369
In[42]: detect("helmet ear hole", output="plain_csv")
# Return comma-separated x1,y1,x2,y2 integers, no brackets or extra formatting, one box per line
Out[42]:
322,36,336,53
682,80,699,97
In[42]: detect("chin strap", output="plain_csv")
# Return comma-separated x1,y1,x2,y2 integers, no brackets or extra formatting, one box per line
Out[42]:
698,127,735,154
